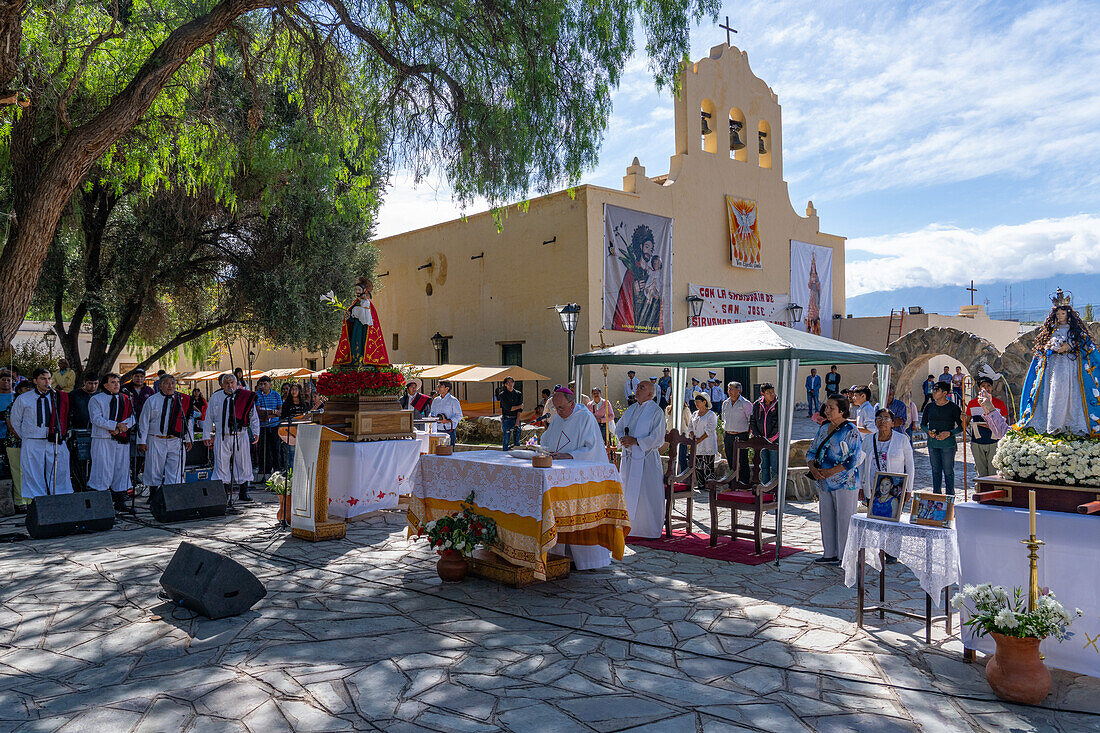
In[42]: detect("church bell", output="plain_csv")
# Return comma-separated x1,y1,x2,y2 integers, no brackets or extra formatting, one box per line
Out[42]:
701,111,713,136
729,119,746,151
758,130,768,155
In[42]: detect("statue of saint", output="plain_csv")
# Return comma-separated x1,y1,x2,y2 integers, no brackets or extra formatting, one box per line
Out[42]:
1017,289,1100,436
332,277,390,367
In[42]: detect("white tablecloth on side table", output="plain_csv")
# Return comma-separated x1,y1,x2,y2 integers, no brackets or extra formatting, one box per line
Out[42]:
326,439,422,520
842,514,961,603
956,501,1100,677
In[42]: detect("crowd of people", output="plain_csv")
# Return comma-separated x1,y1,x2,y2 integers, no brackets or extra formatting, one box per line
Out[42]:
0,363,328,513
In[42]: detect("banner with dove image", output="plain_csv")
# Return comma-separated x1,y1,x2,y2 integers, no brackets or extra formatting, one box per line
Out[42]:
727,196,760,269
603,204,673,335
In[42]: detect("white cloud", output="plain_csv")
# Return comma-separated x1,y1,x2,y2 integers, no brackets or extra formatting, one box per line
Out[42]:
846,214,1100,297
374,173,484,239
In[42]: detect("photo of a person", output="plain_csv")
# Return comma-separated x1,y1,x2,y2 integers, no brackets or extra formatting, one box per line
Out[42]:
911,493,954,526
869,473,906,521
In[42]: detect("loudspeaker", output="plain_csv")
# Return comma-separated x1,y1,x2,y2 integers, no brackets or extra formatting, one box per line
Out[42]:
26,491,115,539
150,480,227,523
185,442,210,467
159,542,266,619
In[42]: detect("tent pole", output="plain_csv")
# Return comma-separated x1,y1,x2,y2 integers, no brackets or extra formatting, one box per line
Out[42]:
775,357,799,565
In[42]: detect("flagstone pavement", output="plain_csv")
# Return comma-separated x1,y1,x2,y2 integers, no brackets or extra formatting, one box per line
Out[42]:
0,475,1097,732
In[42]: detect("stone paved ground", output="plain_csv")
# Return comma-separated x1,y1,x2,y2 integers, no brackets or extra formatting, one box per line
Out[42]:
1,465,1098,731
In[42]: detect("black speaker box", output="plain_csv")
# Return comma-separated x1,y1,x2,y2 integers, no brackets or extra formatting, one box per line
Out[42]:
159,542,266,619
185,442,211,467
150,480,227,523
26,491,115,539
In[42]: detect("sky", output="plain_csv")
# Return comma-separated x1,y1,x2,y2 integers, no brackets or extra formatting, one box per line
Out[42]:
374,0,1100,318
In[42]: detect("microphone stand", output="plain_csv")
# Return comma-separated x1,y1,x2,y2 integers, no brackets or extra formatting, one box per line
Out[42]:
49,390,58,496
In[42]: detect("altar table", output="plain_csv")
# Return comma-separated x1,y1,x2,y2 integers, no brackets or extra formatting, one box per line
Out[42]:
326,439,423,520
956,501,1100,677
407,450,630,580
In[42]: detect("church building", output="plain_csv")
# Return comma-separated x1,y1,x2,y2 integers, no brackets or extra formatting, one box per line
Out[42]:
371,44,847,402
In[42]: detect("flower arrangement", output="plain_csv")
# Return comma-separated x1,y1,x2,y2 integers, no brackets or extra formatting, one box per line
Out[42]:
416,492,499,556
952,584,1081,641
316,363,407,398
266,469,292,495
992,428,1100,487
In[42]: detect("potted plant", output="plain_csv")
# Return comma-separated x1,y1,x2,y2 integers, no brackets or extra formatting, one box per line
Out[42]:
952,584,1082,704
266,469,292,524
416,492,499,582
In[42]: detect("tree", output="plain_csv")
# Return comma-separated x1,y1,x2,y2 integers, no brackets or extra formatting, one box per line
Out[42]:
34,42,383,377
0,0,719,350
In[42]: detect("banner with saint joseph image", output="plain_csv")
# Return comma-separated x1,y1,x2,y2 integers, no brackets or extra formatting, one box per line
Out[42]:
603,204,673,335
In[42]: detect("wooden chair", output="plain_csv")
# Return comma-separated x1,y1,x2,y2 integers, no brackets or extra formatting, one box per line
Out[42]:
663,429,696,537
706,436,779,554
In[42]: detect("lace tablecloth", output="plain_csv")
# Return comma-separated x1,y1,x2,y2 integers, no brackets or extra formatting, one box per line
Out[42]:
408,450,629,579
841,514,960,602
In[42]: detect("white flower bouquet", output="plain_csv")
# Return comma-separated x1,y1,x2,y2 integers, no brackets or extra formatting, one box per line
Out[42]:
952,584,1081,641
993,429,1100,487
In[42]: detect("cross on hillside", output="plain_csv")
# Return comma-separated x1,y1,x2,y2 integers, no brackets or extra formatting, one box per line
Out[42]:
720,16,737,45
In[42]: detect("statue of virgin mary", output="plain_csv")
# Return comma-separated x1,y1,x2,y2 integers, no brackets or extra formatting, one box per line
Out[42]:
1017,289,1100,436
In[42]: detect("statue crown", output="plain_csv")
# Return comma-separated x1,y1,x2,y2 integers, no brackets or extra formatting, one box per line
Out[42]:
1050,288,1072,307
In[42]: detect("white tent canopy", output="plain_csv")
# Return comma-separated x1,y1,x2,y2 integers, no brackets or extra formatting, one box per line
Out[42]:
574,321,892,564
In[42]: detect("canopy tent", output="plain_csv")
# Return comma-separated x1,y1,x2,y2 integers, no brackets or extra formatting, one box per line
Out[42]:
446,365,550,383
262,367,314,379
574,320,892,564
417,364,480,380
174,370,223,382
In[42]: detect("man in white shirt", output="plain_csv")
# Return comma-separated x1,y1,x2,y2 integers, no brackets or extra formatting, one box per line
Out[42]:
430,380,463,447
720,381,753,483
89,373,137,511
204,373,260,502
10,368,72,498
540,388,613,569
616,381,667,539
623,371,639,405
139,375,194,490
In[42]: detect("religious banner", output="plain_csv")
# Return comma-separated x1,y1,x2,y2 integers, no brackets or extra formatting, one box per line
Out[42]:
727,196,761,269
790,240,833,339
603,204,673,335
687,285,789,327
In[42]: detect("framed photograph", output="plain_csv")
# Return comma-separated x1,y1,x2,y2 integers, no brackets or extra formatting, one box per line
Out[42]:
867,472,908,522
910,492,955,528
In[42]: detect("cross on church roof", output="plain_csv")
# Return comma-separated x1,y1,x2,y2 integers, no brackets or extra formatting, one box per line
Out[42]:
967,280,978,306
719,16,738,46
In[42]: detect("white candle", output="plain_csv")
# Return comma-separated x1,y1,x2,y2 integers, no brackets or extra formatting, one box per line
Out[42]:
1028,490,1036,537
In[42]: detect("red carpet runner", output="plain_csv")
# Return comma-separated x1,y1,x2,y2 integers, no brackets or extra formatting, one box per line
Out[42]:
627,530,803,566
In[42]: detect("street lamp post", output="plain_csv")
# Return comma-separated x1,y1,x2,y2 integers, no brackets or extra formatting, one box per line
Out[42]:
552,304,581,381
785,303,804,327
430,332,446,365
43,328,57,357
686,295,704,327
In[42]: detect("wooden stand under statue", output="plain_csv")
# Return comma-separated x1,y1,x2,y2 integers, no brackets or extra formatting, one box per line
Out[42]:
312,394,414,442
290,424,349,541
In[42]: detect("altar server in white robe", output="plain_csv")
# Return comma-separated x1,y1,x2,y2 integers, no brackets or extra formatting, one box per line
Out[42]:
615,380,667,539
139,375,194,488
540,387,613,569
204,373,260,501
89,373,137,510
10,368,72,498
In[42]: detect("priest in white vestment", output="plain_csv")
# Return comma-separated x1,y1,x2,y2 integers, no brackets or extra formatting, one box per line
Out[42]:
540,388,613,569
615,380,667,538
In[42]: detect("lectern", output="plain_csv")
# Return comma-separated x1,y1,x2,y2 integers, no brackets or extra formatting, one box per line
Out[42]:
290,424,349,541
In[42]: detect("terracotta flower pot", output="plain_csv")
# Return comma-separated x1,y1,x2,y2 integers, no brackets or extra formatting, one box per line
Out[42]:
985,632,1051,704
436,549,468,582
276,493,291,523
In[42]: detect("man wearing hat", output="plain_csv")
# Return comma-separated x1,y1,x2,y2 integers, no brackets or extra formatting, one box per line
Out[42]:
688,376,701,396
657,368,672,410
54,358,76,393
708,374,724,415
401,378,432,418
624,370,639,406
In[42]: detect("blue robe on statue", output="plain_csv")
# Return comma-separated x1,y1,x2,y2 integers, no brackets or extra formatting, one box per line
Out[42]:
1017,324,1100,436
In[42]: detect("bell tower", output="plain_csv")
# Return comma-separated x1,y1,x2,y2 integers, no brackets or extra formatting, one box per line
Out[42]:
672,44,783,179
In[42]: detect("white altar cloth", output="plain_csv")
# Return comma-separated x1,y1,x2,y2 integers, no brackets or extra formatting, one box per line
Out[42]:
842,514,960,603
326,439,422,520
956,501,1100,677
410,450,622,519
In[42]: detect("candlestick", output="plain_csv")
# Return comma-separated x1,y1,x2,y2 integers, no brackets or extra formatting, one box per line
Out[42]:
1028,490,1036,537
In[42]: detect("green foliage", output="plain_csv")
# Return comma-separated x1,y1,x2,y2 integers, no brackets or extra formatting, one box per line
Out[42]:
0,339,59,377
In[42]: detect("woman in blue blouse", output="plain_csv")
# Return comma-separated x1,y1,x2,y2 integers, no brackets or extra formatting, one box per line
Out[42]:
806,394,864,564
